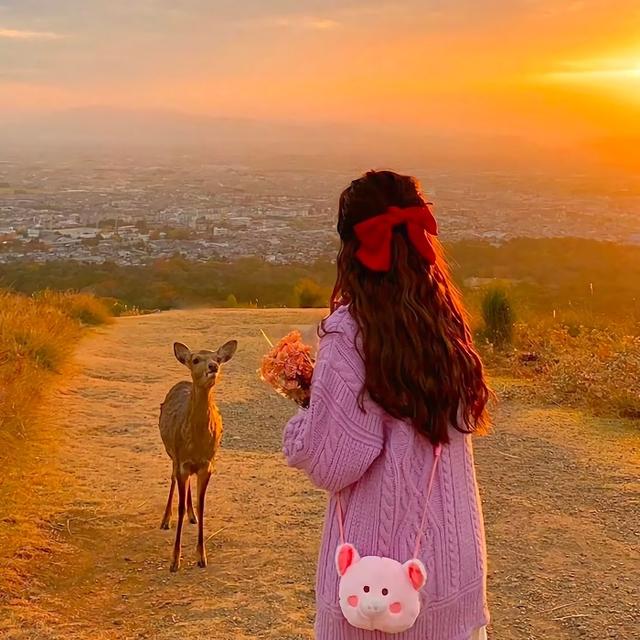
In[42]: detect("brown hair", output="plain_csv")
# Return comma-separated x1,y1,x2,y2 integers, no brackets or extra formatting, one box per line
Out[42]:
326,170,490,444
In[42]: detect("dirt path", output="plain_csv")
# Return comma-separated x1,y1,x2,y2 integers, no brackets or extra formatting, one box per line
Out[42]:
1,309,638,640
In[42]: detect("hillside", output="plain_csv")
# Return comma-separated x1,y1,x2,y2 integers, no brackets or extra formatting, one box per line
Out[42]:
0,309,638,639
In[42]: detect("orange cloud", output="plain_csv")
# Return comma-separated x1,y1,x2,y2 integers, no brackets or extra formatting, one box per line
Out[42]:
0,27,64,40
268,16,341,30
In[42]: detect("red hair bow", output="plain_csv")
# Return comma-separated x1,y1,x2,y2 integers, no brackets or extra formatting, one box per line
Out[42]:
354,205,438,272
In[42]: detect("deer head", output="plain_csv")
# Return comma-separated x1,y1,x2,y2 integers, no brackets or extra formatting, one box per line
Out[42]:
173,340,238,389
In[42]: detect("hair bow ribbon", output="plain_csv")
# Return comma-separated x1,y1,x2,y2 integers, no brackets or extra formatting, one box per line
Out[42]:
354,205,438,272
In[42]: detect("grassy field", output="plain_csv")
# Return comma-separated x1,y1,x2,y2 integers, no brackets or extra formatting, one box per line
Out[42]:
0,308,638,639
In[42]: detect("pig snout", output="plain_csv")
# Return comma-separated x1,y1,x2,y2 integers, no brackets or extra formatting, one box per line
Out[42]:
362,598,387,616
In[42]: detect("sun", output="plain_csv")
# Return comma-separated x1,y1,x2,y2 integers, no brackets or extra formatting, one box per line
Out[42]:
544,55,640,103
540,54,640,103
549,65,640,81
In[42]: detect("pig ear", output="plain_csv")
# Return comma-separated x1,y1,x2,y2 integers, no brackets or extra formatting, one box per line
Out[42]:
404,559,427,591
335,543,360,576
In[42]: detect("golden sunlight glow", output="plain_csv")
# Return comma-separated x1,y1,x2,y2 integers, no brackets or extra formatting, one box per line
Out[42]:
2,0,640,151
542,55,640,98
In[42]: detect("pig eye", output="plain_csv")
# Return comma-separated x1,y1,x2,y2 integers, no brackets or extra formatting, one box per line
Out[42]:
382,588,389,596
363,586,370,593
192,358,200,365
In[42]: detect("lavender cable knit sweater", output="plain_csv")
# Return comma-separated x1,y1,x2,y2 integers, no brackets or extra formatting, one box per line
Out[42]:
283,306,489,640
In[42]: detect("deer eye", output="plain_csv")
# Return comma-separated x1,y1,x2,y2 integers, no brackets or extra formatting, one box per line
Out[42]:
363,586,370,593
192,358,200,365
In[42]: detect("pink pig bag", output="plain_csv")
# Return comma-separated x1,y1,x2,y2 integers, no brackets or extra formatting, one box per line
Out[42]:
335,444,442,634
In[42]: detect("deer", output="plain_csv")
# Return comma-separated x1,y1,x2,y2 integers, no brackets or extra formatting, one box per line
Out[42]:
159,339,237,572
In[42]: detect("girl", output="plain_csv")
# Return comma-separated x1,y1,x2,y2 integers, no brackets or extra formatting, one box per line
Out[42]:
283,170,490,640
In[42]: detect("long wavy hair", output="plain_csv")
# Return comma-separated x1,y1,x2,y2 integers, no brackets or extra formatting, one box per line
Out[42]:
326,170,490,444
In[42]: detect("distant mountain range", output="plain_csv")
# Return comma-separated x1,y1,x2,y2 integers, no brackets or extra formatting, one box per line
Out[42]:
1,107,361,151
1,106,636,174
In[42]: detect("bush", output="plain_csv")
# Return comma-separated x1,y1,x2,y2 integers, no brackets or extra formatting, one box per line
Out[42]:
490,322,640,418
482,287,515,347
34,290,113,326
225,294,238,308
65,293,113,325
0,292,79,374
293,279,327,308
0,290,112,432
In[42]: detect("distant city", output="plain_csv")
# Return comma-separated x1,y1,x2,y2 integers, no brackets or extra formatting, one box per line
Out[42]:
1,155,639,267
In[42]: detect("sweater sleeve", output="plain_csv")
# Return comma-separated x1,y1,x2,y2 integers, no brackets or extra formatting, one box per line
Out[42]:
282,328,384,493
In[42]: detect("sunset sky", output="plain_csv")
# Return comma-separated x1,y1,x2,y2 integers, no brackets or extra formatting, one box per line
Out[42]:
1,0,639,147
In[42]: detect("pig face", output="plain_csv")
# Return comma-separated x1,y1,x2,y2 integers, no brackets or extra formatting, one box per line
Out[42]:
336,543,427,634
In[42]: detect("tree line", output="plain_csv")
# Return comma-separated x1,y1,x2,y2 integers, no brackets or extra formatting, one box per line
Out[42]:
1,238,638,325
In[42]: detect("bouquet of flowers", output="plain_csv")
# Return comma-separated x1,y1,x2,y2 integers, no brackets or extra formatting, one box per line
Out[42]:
259,329,314,406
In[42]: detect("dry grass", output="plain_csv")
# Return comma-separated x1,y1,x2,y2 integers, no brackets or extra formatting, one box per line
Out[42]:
482,320,640,419
34,290,114,326
0,289,112,603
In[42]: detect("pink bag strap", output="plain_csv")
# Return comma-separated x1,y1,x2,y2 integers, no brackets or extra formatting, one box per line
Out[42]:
336,490,346,546
413,443,442,558
335,444,442,557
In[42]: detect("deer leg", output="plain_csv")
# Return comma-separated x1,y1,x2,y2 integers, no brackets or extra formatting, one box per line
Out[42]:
170,469,188,572
160,475,175,530
196,468,212,568
187,477,198,525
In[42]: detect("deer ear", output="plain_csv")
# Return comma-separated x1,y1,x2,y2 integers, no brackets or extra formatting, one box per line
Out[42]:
335,543,360,576
174,342,191,366
216,339,238,363
403,559,427,591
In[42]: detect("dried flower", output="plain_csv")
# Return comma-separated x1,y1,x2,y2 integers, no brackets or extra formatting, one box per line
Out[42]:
259,330,314,405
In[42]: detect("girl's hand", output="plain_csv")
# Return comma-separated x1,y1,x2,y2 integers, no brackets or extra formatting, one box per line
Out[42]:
298,393,310,409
